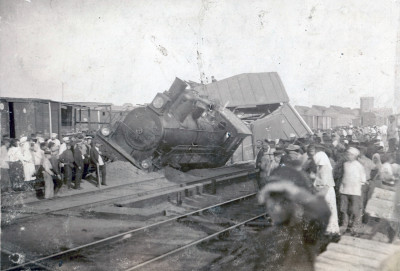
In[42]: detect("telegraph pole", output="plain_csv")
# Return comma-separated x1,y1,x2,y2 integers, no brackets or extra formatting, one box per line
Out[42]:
395,1,400,114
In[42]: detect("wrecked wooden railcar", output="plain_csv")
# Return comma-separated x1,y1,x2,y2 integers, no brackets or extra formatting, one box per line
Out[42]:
194,72,312,162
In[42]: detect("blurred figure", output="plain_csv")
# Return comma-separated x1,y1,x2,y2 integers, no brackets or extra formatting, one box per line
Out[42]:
267,150,283,176
258,144,270,187
339,147,366,235
210,167,330,271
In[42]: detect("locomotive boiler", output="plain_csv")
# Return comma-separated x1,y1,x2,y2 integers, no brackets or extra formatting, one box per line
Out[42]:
98,78,252,171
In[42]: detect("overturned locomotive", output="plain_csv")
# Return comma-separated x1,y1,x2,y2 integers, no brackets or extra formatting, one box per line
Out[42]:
97,78,251,171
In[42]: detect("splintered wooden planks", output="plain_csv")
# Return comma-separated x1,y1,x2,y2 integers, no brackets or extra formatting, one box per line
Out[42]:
315,236,400,271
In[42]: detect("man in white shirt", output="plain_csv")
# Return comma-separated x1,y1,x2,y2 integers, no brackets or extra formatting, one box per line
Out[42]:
0,139,11,192
58,137,69,156
339,147,366,235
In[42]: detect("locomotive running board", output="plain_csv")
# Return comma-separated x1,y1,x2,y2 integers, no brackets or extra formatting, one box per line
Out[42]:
96,133,142,169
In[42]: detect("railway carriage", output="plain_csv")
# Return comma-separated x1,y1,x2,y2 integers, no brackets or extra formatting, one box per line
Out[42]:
0,97,112,139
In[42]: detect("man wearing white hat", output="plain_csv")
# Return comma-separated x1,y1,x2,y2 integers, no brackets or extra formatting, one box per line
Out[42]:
339,147,366,235
47,133,60,156
20,136,36,182
48,133,60,146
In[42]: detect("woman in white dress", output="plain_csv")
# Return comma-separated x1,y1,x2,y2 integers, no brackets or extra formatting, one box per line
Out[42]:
314,150,340,235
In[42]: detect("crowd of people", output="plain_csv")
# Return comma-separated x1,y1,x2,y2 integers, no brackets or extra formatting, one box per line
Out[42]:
247,117,400,270
0,132,107,199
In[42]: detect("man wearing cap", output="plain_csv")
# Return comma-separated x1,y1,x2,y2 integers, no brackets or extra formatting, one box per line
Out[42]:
48,144,62,195
42,150,54,199
59,142,74,189
72,141,84,189
90,141,107,186
339,147,366,235
49,133,61,146
82,136,92,178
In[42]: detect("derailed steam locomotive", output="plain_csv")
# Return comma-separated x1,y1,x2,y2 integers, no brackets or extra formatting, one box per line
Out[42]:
97,78,251,171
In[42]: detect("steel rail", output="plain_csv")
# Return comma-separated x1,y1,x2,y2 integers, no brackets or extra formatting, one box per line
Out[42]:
126,212,267,270
1,175,167,206
3,191,258,271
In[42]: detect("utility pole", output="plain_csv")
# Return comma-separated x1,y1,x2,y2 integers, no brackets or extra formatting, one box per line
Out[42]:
61,82,64,102
394,1,400,114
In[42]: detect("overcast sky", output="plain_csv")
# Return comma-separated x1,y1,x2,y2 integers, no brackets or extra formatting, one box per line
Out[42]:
0,0,399,109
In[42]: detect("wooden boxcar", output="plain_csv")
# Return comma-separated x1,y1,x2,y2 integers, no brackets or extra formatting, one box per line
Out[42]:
0,98,112,139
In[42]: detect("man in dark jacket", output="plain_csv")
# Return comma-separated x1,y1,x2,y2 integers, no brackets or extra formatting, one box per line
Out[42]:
90,141,106,186
72,141,84,189
59,142,74,189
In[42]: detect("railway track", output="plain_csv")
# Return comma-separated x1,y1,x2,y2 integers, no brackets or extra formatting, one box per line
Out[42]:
4,194,266,270
1,165,260,270
1,164,257,225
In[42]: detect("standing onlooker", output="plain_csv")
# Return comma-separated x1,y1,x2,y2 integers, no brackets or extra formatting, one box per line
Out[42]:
314,150,340,236
72,141,84,189
90,141,107,186
48,133,61,146
59,142,74,189
47,143,62,195
41,150,54,199
82,136,92,179
358,146,375,222
267,150,283,176
8,139,25,190
388,115,399,152
0,139,11,192
32,136,44,171
58,137,68,156
339,147,366,235
20,137,36,183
